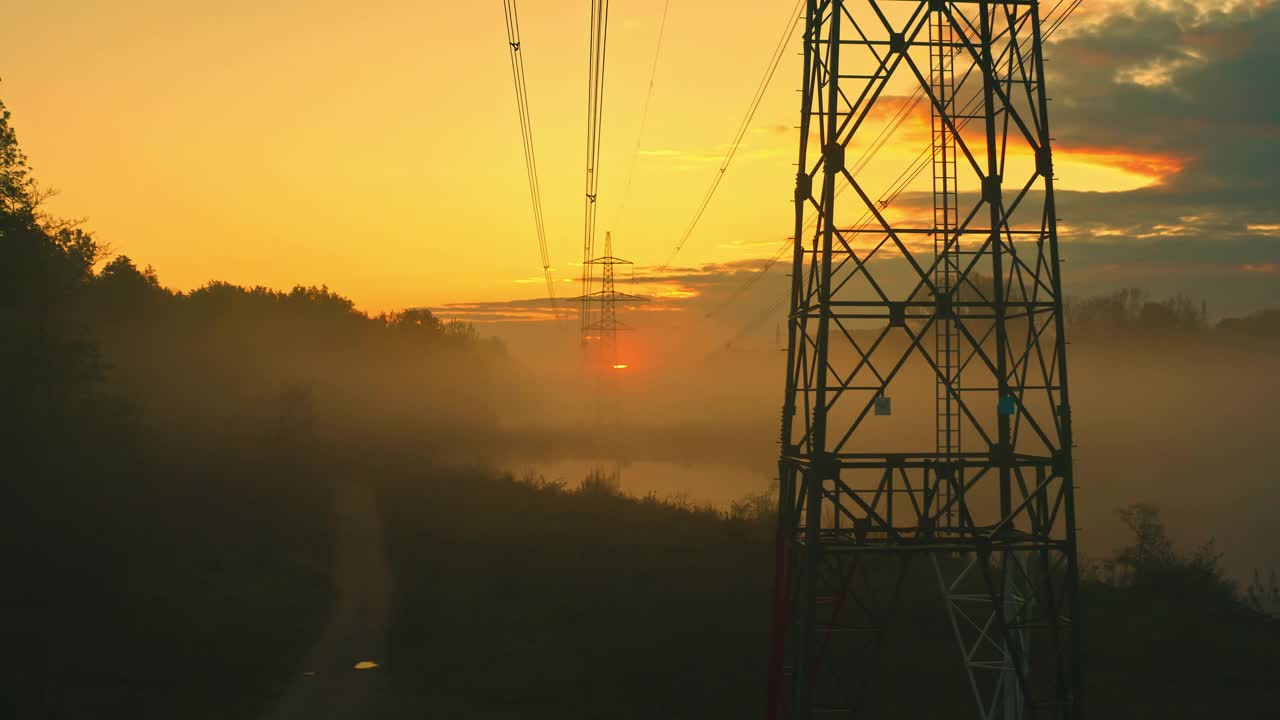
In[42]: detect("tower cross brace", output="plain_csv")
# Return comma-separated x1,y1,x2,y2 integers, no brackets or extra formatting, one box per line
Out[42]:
767,2,1082,718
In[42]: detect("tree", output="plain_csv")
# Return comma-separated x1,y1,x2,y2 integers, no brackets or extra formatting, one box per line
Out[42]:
1114,503,1175,576
0,90,114,455
1105,503,1239,611
1216,308,1280,339
0,94,38,216
1066,288,1208,337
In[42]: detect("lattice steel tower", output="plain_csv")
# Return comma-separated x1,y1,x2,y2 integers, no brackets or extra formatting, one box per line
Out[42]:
577,232,645,366
768,1,1081,718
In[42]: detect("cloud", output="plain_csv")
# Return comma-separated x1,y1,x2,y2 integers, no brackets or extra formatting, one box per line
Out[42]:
1240,263,1280,274
451,2,1280,328
423,296,562,323
1046,0,1280,200
1011,0,1280,314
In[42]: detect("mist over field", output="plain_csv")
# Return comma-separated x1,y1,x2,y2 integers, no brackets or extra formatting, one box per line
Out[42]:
490,306,1280,580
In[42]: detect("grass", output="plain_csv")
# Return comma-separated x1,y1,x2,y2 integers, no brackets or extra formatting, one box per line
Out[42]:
3,444,333,719
8,448,1278,718
374,466,1280,719
374,467,774,718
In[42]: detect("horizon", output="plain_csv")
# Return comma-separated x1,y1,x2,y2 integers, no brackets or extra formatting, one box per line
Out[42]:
2,0,1276,338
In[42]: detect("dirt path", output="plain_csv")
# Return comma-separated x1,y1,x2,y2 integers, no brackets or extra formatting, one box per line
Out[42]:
263,480,393,719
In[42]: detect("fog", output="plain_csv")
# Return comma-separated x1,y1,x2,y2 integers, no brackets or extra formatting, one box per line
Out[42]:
72,264,1279,582
493,318,1279,581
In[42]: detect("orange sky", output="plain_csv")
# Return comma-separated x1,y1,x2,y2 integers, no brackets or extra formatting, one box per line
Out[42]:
0,1,1179,313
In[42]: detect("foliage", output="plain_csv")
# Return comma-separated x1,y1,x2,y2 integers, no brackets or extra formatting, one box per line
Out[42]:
579,465,623,496
0,90,496,718
1088,503,1239,608
374,466,774,718
1245,569,1280,616
0,96,119,454
377,472,1280,718
3,449,333,720
1078,504,1280,717
1066,288,1209,337
0,95,39,215
727,480,777,523
75,261,505,449
1216,307,1280,339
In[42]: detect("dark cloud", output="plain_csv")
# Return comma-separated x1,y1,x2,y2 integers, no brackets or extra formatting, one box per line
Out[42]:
451,3,1280,330
429,258,785,324
1033,1,1280,313
1049,1,1280,198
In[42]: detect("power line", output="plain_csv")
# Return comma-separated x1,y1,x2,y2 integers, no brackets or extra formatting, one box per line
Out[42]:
703,5,959,321
1045,0,1085,38
614,0,670,230
705,62,935,321
705,82,929,320
715,293,788,353
713,0,1086,347
655,0,804,273
582,0,611,342
502,0,558,316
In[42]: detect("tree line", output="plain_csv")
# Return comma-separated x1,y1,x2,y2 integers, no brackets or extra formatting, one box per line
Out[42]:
1066,287,1279,339
0,94,504,464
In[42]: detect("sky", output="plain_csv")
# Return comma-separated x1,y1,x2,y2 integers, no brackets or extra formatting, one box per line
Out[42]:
1,0,1277,336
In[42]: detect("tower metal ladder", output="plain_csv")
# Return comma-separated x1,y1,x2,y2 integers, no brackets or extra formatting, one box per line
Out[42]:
930,8,962,527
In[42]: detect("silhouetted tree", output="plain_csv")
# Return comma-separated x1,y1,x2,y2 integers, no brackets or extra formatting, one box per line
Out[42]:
1098,503,1240,612
1216,308,1280,339
0,94,115,456
1066,288,1209,338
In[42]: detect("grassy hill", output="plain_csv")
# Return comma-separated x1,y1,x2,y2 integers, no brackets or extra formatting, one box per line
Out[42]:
373,468,1280,719
4,444,332,719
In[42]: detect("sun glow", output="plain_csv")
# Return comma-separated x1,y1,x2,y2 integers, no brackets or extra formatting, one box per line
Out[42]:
611,363,630,370
1053,146,1187,191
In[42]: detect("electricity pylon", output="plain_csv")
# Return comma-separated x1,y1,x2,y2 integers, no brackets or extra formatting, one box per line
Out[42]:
767,2,1082,718
577,231,646,366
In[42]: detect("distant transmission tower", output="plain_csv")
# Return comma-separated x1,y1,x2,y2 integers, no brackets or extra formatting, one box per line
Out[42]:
581,0,610,346
768,2,1082,718
577,231,646,367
